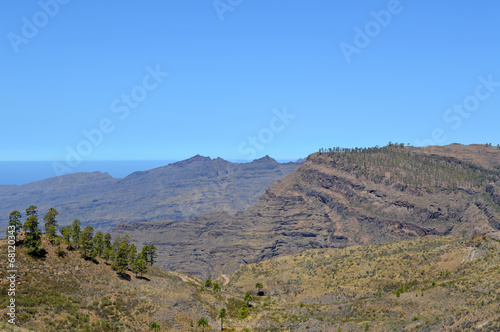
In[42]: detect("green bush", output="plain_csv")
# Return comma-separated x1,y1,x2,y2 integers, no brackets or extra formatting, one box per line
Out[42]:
239,304,250,319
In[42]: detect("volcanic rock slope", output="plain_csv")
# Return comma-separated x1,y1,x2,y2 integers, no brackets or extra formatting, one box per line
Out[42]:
113,144,500,279
0,155,303,232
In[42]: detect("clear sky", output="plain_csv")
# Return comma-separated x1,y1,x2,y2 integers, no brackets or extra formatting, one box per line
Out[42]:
1,0,500,164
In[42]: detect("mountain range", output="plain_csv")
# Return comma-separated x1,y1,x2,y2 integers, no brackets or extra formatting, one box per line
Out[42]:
112,144,500,279
0,155,304,233
3,143,500,331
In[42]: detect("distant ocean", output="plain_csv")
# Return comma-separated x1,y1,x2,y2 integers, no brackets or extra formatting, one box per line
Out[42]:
0,160,178,186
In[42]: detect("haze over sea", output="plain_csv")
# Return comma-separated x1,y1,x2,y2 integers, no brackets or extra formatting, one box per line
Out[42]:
0,160,177,186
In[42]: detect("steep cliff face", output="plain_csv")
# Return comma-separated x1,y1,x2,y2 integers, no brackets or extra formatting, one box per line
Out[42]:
113,144,500,279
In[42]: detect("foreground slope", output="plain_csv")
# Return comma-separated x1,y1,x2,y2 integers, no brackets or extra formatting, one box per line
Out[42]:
3,235,499,331
227,235,500,331
113,144,500,278
0,156,303,232
0,236,228,331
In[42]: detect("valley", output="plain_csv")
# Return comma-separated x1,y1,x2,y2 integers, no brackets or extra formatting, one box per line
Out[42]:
3,143,500,331
113,144,500,279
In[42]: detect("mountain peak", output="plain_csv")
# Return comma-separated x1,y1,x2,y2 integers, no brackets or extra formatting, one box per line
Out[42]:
188,154,212,162
253,155,278,164
169,154,212,168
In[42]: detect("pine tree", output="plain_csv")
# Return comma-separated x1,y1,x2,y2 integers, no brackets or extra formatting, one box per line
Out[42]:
6,210,22,238
147,244,157,265
71,219,81,249
114,240,130,276
46,224,57,242
23,215,41,248
140,244,157,266
23,206,42,257
43,207,59,238
217,308,227,330
26,205,37,218
60,226,72,248
132,257,147,277
80,225,94,259
139,244,149,261
128,243,137,265
102,233,113,261
93,231,104,257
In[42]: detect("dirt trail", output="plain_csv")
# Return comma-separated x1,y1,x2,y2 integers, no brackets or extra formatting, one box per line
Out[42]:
170,272,202,285
221,274,230,286
170,271,229,287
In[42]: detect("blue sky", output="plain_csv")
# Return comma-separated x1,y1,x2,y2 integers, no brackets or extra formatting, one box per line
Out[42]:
1,0,500,164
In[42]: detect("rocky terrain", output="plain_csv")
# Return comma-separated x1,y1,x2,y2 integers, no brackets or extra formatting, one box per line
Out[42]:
3,143,500,331
2,233,500,331
227,235,500,331
0,155,303,232
0,235,226,331
112,144,500,279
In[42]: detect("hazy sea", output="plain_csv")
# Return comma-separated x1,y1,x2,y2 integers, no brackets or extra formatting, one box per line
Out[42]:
0,160,178,186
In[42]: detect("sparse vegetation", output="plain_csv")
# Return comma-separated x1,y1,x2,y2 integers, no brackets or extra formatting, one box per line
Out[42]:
205,276,213,288
0,231,229,331
218,308,227,330
3,214,500,331
197,317,209,331
228,235,500,331
244,291,253,306
4,144,500,331
255,282,264,296
149,321,160,331
318,144,499,191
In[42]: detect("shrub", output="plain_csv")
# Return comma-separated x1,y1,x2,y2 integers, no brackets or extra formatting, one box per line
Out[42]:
56,247,66,257
239,304,250,319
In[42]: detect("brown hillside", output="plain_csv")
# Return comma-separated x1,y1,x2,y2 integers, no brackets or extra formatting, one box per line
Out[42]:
112,144,500,279
0,236,229,331
227,235,500,331
5,234,500,331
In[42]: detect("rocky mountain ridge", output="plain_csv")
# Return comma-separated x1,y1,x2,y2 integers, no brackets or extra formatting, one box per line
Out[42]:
0,155,303,232
112,144,500,279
